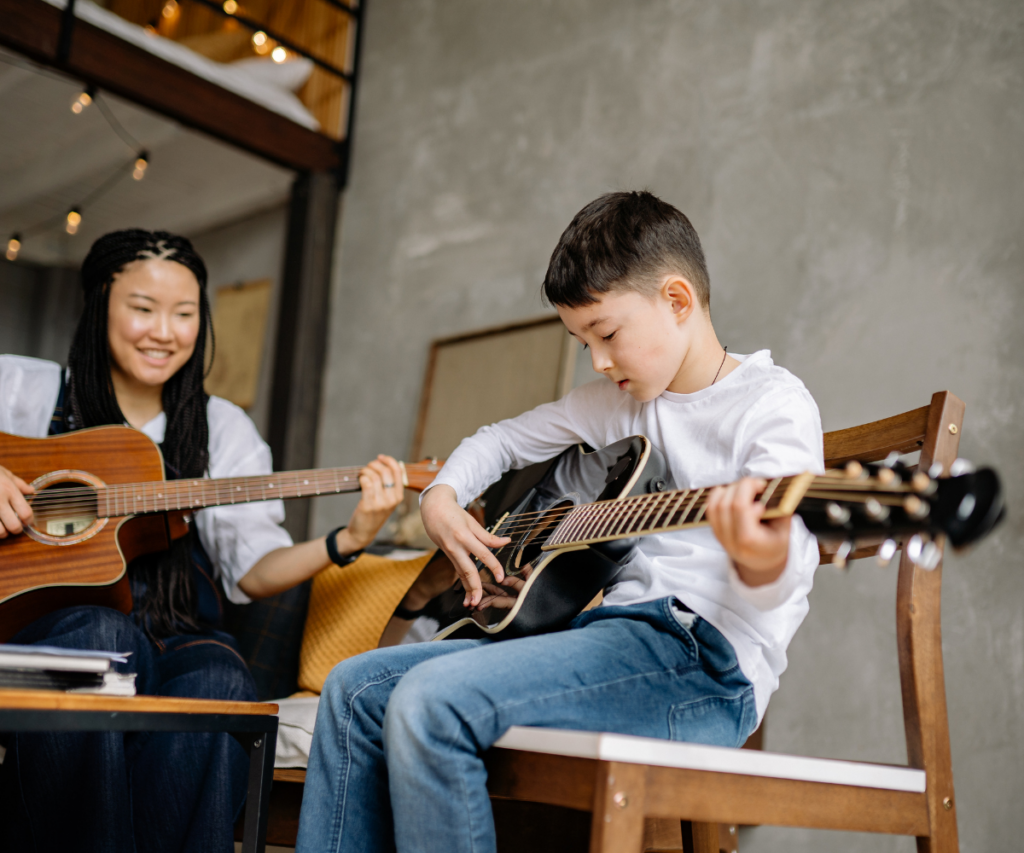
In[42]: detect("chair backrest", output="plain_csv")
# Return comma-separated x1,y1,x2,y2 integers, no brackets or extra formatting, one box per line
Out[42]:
820,390,964,845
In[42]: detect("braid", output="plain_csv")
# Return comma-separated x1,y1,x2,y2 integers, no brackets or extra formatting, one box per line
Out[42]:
67,229,217,639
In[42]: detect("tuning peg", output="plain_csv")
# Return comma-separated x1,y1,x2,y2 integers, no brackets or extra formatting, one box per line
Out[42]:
949,458,975,477
833,540,854,569
902,494,930,520
826,502,851,525
864,497,890,521
906,534,924,565
875,538,898,567
844,460,866,479
911,471,936,494
918,541,942,570
876,467,897,486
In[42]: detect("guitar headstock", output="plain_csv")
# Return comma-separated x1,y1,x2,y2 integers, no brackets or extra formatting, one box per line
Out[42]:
402,458,445,492
795,455,1004,569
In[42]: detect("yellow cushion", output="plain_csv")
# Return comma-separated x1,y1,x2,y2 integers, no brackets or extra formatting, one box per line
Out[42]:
297,552,434,694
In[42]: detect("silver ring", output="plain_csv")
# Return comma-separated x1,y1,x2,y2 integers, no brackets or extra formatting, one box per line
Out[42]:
383,483,395,488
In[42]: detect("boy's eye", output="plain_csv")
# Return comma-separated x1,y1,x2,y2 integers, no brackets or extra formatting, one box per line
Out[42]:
602,332,616,342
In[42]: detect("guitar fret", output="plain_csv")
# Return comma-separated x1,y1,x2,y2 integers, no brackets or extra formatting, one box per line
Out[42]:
662,489,690,528
591,503,621,540
649,490,679,530
678,488,703,525
561,504,595,544
632,492,665,534
550,508,578,546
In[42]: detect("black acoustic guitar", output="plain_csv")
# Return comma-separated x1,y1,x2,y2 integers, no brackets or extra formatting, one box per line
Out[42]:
430,435,1003,642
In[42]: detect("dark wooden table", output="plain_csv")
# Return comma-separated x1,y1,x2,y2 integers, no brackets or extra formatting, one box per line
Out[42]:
0,690,279,853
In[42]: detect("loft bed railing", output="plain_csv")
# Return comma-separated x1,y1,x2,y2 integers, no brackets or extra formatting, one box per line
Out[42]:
0,0,365,176
105,0,358,142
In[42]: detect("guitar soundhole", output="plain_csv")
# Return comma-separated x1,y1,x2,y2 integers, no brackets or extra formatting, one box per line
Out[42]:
25,470,107,546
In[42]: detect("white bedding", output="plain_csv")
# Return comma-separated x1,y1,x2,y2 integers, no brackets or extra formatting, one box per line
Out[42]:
41,0,320,130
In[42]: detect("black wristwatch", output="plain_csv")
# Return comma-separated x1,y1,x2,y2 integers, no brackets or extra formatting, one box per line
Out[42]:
326,526,364,567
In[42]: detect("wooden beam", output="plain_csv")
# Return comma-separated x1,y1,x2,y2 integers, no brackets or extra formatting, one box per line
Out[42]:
0,0,341,172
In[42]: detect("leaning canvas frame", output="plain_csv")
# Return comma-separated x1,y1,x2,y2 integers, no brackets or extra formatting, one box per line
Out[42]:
410,316,577,463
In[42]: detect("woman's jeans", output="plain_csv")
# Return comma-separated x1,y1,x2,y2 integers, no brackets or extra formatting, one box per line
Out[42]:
296,597,757,853
0,605,256,853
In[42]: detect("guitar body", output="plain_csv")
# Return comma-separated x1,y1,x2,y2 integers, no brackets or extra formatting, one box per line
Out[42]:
434,435,669,642
0,427,184,642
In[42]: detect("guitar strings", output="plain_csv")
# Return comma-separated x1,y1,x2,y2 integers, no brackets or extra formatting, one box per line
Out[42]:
25,463,440,516
483,478,918,541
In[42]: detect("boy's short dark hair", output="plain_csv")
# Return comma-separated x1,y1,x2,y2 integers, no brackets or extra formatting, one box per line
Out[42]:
543,191,710,310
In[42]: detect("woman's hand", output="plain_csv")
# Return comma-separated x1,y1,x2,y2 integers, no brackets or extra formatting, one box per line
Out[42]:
705,477,790,587
0,464,34,539
420,485,511,608
335,455,407,554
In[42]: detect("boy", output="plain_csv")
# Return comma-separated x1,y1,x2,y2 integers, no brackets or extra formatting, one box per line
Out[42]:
295,191,823,853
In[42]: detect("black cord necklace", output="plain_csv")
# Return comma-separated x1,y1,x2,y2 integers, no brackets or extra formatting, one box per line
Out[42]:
711,346,728,385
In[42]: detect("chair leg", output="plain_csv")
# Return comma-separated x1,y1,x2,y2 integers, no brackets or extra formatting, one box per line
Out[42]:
680,821,720,853
589,762,647,853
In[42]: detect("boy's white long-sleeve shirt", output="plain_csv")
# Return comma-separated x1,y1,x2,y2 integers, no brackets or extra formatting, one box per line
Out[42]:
426,350,824,721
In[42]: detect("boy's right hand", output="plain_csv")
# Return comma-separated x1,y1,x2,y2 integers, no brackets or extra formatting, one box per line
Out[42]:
0,464,34,539
420,485,511,608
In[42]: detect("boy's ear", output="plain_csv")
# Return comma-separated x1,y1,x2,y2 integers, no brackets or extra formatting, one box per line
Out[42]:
661,275,698,324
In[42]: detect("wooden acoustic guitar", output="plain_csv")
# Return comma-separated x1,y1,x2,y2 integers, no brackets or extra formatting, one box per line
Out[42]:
429,435,1004,642
0,426,443,642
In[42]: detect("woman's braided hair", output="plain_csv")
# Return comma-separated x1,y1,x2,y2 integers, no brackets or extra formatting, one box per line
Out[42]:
66,229,215,638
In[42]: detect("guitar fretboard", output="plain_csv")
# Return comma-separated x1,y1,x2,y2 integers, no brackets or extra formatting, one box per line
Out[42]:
95,467,368,517
542,475,810,549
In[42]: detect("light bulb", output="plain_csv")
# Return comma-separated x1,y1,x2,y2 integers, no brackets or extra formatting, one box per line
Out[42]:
133,153,149,181
161,0,179,18
6,234,21,262
66,209,82,235
223,0,238,13
70,90,92,114
252,31,267,46
271,46,287,63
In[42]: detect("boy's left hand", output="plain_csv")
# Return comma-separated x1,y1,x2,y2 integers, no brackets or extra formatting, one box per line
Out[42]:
705,477,790,587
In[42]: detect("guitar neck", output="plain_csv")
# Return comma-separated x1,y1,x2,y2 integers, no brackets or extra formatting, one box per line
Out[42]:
95,461,442,518
97,467,366,517
540,470,931,550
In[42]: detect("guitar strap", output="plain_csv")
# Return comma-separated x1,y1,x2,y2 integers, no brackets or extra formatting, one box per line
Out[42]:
47,377,224,631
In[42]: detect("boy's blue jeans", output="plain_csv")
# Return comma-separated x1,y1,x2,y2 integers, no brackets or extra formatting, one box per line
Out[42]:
296,597,757,853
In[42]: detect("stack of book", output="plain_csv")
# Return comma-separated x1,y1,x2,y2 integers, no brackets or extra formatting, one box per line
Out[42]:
0,644,137,696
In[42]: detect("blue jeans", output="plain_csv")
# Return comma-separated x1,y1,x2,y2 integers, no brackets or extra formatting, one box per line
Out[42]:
0,606,256,853
296,597,756,853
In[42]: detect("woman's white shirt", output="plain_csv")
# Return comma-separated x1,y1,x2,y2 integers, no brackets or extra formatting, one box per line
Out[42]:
0,354,293,604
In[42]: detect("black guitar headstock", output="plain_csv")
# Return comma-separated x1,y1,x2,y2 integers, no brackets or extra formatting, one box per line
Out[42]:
796,456,1004,569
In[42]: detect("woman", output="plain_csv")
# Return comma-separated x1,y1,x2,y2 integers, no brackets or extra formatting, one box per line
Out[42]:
0,230,410,853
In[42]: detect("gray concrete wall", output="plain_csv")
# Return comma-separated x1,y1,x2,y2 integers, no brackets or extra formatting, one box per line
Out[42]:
315,1,1023,849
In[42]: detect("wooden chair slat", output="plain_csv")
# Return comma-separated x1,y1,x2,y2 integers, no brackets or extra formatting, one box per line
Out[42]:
823,403,930,467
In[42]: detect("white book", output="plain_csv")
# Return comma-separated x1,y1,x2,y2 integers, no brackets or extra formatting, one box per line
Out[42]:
0,644,131,674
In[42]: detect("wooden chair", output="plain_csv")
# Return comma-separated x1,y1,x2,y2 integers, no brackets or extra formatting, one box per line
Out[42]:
484,390,965,853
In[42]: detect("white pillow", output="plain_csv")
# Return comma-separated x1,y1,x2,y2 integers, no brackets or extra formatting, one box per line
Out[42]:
230,56,315,92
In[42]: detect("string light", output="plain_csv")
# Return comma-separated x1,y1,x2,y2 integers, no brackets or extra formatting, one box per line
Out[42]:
70,87,93,115
66,208,82,235
133,151,149,181
252,31,272,55
223,0,238,13
271,46,287,63
161,0,179,18
6,234,21,262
